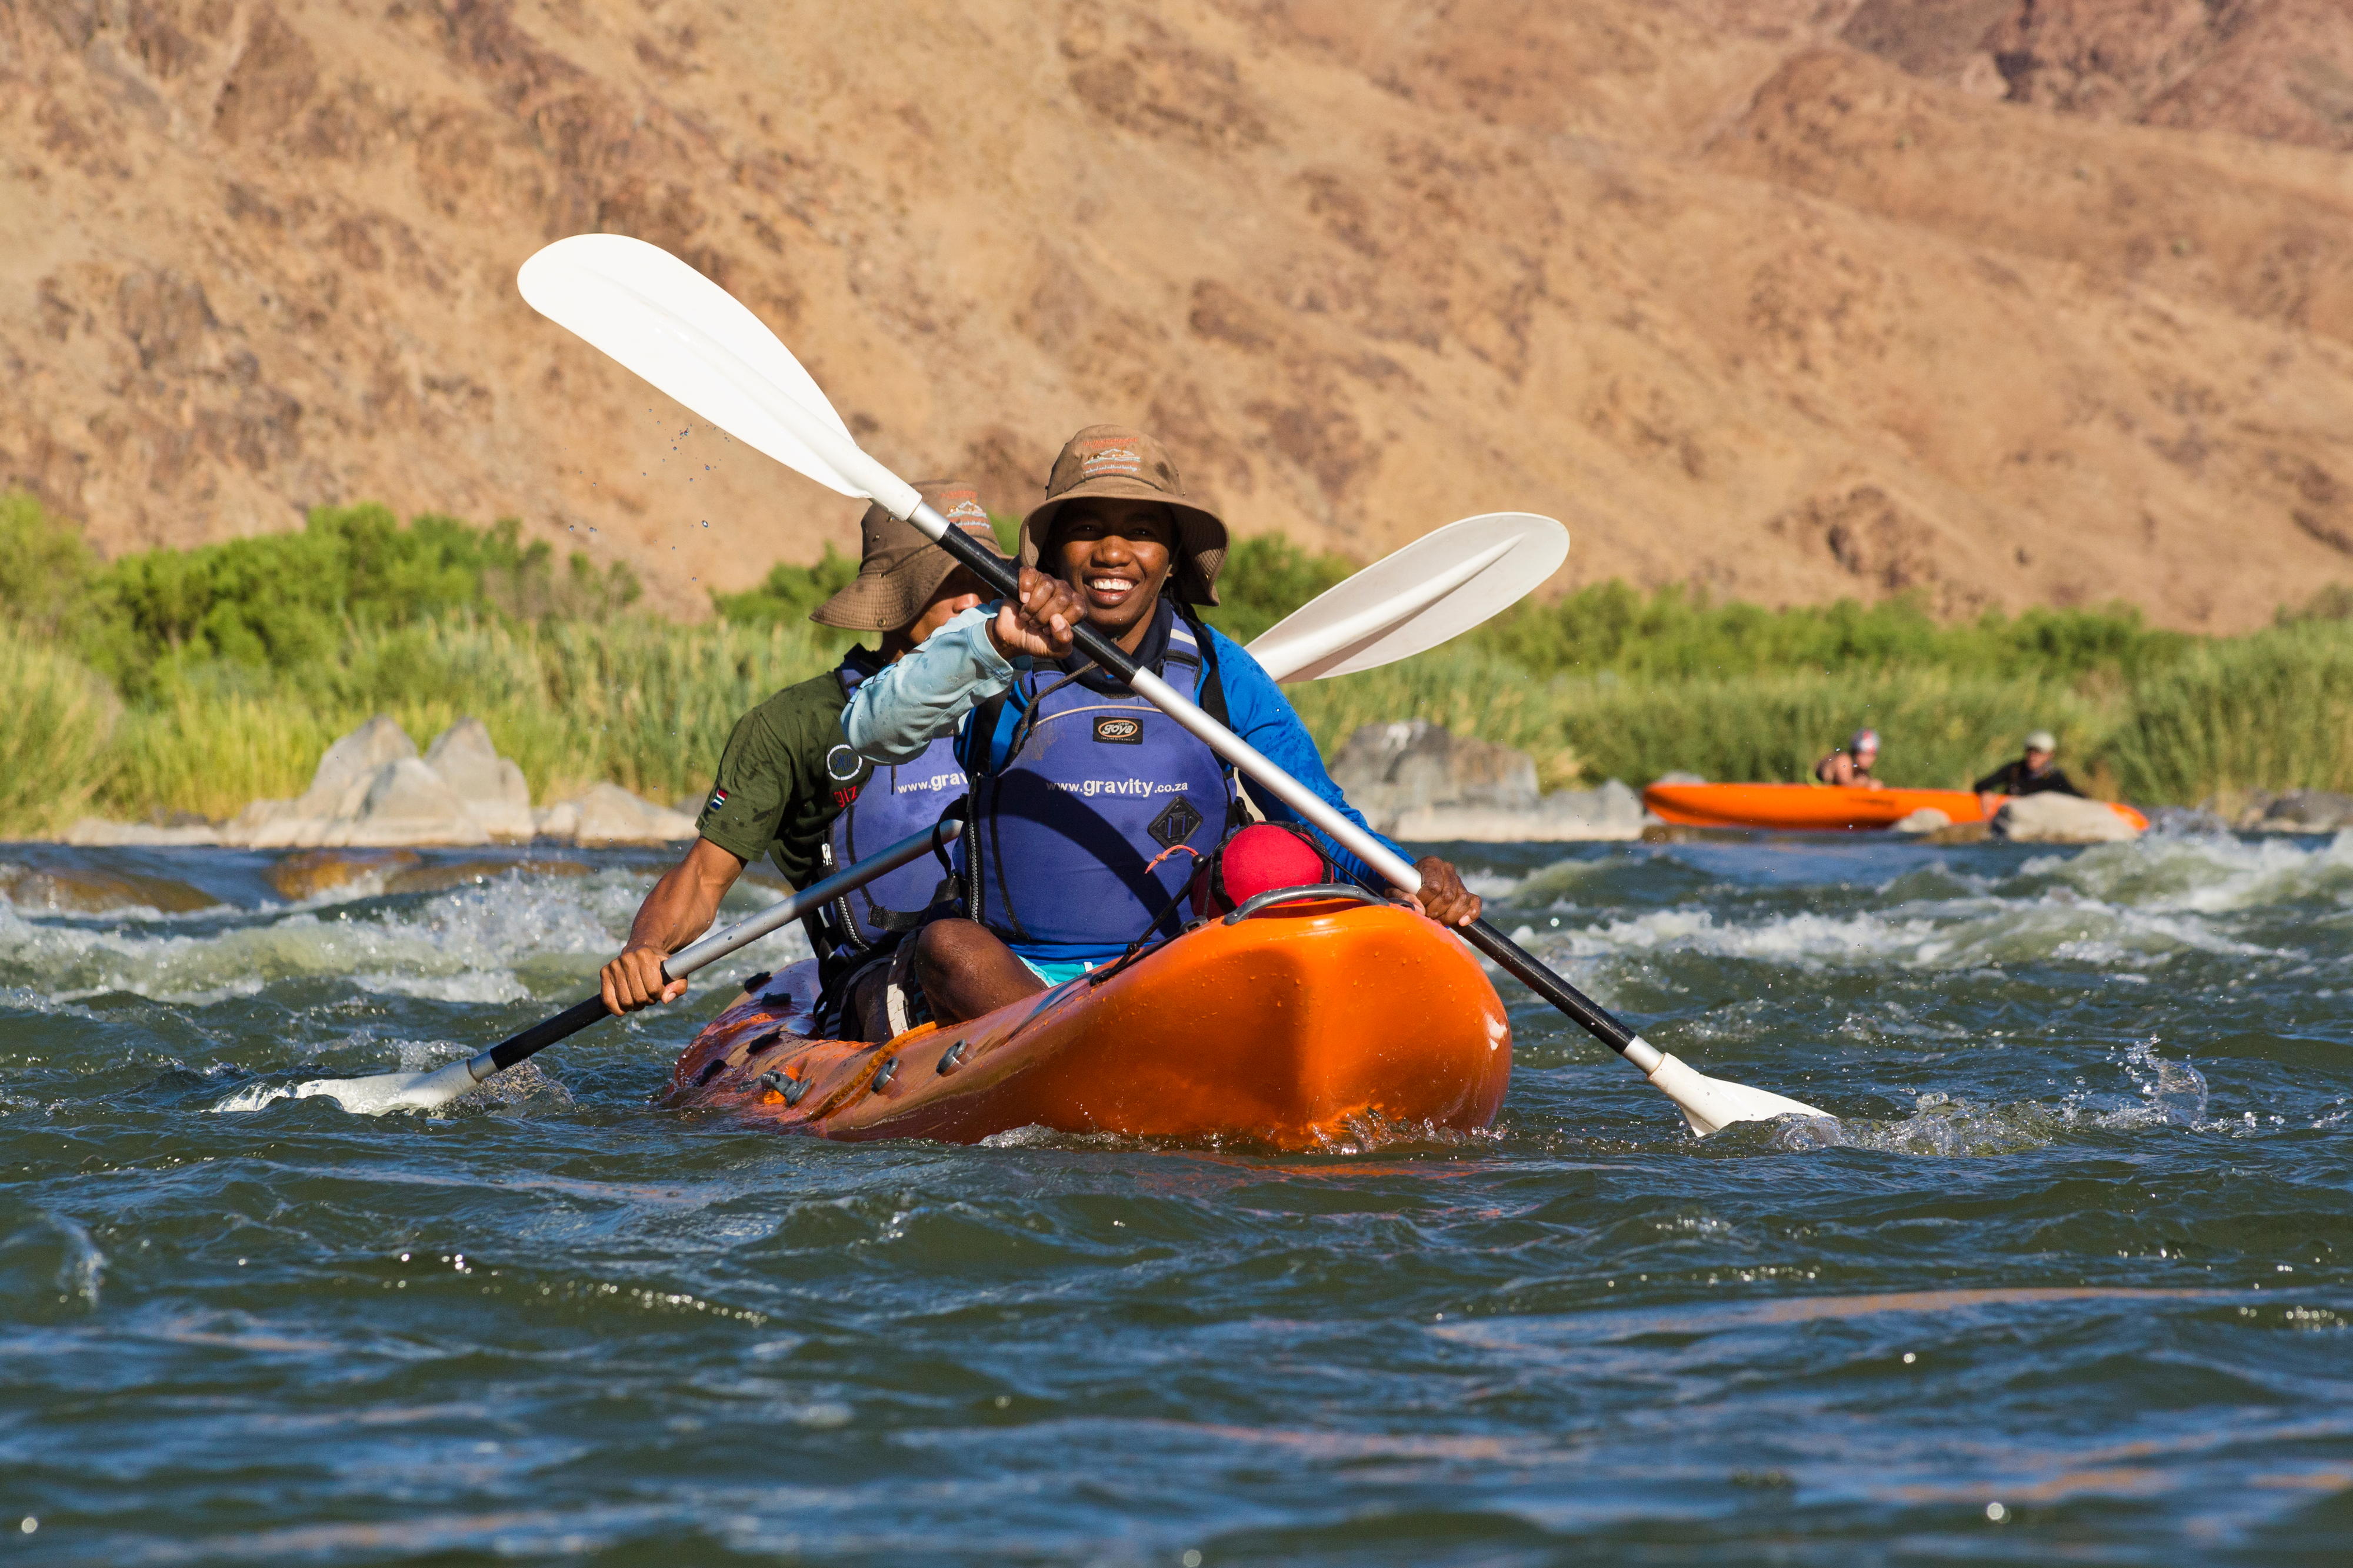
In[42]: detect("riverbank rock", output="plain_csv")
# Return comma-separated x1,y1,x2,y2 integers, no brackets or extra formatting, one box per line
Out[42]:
1330,721,1538,819
227,716,511,848
1327,722,1652,841
424,719,537,840
60,716,553,849
536,783,696,846
1891,807,1954,834
1991,793,2141,843
2235,790,2353,833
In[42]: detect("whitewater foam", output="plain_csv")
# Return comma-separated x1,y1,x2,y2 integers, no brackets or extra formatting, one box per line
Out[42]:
0,866,811,1009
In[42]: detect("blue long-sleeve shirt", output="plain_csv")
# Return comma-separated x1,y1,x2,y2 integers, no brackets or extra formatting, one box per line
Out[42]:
841,605,1411,941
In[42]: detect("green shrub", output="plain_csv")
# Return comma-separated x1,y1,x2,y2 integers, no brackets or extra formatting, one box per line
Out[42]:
1201,533,1357,645
711,543,861,639
0,491,101,640
80,505,641,695
0,623,119,835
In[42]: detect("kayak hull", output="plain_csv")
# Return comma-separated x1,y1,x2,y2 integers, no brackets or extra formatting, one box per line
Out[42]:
1642,782,2148,833
662,901,1512,1149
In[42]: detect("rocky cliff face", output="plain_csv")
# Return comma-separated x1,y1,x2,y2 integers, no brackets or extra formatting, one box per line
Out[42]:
4,1,2350,626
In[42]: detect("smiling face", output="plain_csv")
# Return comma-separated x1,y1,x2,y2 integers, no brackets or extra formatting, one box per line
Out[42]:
1049,499,1179,652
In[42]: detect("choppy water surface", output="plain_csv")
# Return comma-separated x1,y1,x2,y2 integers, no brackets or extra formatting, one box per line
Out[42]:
3,828,2349,1564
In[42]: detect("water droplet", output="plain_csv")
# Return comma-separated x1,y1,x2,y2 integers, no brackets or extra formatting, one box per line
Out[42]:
1985,1502,2008,1522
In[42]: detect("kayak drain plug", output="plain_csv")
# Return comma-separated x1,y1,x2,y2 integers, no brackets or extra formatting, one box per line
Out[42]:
871,1057,898,1093
938,1040,968,1075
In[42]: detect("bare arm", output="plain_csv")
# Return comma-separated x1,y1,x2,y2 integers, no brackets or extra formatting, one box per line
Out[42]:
599,838,748,1014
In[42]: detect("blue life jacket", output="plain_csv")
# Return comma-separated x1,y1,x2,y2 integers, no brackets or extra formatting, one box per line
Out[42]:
964,605,1235,956
814,653,968,957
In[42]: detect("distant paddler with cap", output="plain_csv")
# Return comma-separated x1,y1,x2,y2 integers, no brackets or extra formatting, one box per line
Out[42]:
596,481,1009,1030
841,424,1482,1037
1974,729,2082,817
1815,728,1883,789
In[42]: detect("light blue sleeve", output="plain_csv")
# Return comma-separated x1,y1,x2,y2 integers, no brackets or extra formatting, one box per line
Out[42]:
841,605,1018,763
1207,628,1415,890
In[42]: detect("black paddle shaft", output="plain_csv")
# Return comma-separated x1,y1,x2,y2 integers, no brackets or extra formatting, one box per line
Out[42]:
486,995,613,1073
918,510,1647,1064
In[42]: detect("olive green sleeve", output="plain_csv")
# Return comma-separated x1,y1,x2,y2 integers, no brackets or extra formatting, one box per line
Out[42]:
695,706,798,865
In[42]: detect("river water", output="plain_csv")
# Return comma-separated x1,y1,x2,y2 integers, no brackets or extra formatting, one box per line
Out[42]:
2,828,2348,1564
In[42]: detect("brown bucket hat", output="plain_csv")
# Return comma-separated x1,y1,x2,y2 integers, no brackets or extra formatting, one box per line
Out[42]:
811,478,1009,630
1019,425,1228,606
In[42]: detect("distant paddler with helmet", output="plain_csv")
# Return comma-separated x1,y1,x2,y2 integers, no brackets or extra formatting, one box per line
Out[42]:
842,424,1482,1036
1815,728,1884,789
596,481,1008,1029
1974,729,2082,817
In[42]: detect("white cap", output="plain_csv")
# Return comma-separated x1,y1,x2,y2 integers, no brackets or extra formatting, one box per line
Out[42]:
2025,730,2057,752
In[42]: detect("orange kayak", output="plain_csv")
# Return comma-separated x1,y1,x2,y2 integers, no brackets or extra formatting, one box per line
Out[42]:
662,898,1512,1149
1642,782,2148,833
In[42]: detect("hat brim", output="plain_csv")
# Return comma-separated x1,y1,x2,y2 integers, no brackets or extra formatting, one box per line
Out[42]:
810,549,975,630
1021,478,1228,608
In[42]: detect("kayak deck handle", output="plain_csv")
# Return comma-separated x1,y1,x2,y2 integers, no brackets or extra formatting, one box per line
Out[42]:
1222,884,1389,925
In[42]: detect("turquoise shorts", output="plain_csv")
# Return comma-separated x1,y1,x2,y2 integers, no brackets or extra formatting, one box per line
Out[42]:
1019,956,1100,987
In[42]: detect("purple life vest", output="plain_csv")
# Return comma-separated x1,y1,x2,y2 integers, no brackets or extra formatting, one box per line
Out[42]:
965,613,1234,954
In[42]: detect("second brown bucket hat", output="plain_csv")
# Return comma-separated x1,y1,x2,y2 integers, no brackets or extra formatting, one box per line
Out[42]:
811,479,1009,630
1018,425,1228,606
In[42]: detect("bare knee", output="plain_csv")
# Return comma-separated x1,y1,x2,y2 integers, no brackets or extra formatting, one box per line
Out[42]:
913,918,1040,1024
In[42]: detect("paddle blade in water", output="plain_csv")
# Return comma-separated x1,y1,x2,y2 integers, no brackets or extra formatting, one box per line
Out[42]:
289,1059,483,1116
1246,512,1567,682
1642,1051,1834,1137
516,235,916,515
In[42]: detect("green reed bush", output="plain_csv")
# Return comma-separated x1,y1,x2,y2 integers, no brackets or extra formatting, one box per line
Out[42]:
1284,646,1587,790
86,614,846,820
2105,624,2353,805
1480,581,2187,683
99,687,339,823
0,625,120,835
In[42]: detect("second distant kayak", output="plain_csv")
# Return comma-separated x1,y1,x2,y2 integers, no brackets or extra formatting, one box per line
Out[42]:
1642,782,2149,833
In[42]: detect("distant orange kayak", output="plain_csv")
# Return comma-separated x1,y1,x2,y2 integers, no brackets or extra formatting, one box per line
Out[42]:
662,898,1511,1149
1642,782,2148,833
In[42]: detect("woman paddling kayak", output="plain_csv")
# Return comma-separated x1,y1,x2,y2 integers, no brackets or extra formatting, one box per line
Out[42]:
841,424,1482,1036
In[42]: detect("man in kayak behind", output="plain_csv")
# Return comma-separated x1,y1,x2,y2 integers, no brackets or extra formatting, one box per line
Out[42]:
596,481,1008,1027
1974,729,2082,817
1815,728,1882,788
841,423,1481,1035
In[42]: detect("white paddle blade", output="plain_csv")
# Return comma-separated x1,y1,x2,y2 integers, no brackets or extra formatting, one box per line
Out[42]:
1245,512,1568,682
1643,1051,1834,1137
517,235,919,516
291,1058,481,1116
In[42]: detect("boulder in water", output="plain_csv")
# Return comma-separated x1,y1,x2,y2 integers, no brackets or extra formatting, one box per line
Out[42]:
0,863,217,913
1889,806,1953,834
264,848,424,902
1991,793,2140,843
